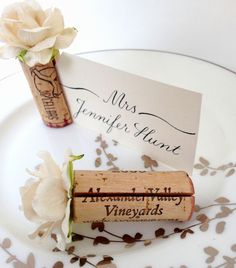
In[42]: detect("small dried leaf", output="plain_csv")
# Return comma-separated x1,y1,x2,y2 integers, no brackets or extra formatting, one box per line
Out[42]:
223,256,235,264
200,168,208,176
200,223,209,232
231,244,236,252
67,246,75,255
2,238,11,249
206,256,215,264
210,171,217,176
174,228,183,233
225,263,234,268
96,148,102,155
215,197,230,204
79,257,87,267
155,228,165,237
107,153,117,161
134,232,143,240
6,256,16,263
215,221,225,234
204,246,219,256
122,234,136,244
95,135,102,142
72,234,84,242
95,157,102,167
194,205,201,212
93,236,110,245
217,165,227,171
91,222,105,232
144,240,152,246
70,257,79,264
152,160,158,167
196,214,208,223
199,157,210,166
103,256,113,262
141,155,158,169
96,256,114,266
194,164,204,169
26,253,35,268
226,168,235,177
180,230,188,239
52,248,60,252
101,141,108,149
52,261,64,268
216,206,232,218
107,161,113,166
86,254,96,258
51,233,58,242
180,229,194,239
13,262,30,268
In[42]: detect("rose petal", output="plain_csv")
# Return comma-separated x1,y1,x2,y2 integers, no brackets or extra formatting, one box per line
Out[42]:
37,151,62,179
56,199,71,250
18,27,51,47
54,28,77,49
19,179,41,222
62,199,71,240
0,23,27,48
0,45,21,59
43,8,64,35
29,35,57,52
24,48,52,66
32,179,67,221
1,1,41,28
61,149,73,191
22,0,46,27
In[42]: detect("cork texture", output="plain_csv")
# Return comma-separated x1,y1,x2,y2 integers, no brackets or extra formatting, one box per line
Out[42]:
21,61,72,128
73,170,195,222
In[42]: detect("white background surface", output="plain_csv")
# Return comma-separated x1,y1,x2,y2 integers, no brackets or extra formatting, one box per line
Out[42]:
0,0,236,72
0,49,236,268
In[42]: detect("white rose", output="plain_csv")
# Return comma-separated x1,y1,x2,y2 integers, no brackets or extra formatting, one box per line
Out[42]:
20,150,84,250
0,0,77,66
20,151,70,250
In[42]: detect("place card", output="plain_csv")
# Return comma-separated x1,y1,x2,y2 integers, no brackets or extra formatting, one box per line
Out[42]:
57,53,202,173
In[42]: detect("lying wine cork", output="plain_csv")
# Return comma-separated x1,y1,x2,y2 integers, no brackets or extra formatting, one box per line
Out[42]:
21,60,72,128
72,171,194,222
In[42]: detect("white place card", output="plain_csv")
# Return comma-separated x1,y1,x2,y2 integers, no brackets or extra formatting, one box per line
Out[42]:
57,53,202,173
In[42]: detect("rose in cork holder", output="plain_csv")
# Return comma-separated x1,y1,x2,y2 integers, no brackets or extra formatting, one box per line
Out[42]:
0,0,77,127
20,151,195,250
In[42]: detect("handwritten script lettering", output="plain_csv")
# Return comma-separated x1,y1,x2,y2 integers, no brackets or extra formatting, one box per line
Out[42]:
58,54,202,172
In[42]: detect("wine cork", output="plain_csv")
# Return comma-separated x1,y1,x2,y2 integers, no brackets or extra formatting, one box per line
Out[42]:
72,171,195,222
21,61,72,128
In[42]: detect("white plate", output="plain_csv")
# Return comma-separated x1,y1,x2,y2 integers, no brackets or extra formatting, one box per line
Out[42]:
0,50,236,268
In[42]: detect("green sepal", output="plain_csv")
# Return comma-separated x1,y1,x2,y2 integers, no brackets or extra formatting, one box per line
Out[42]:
51,48,60,61
16,49,27,62
68,154,84,197
67,154,84,239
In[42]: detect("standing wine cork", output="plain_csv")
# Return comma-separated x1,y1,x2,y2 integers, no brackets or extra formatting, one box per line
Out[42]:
21,61,72,128
72,171,195,222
